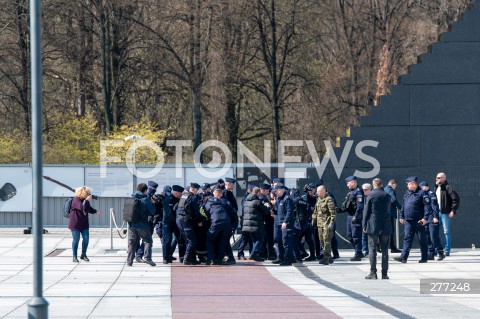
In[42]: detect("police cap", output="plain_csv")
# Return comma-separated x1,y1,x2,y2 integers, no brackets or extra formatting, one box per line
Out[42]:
272,177,285,184
405,176,417,183
147,181,158,189
260,183,271,190
315,179,324,187
419,181,428,187
225,177,236,183
345,176,356,183
190,183,200,189
201,183,211,190
172,185,184,193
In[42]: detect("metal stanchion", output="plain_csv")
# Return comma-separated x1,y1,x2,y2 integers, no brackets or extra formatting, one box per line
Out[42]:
110,208,114,250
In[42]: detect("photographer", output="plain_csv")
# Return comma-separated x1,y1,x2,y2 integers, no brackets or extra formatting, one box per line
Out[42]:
135,181,159,263
68,186,104,263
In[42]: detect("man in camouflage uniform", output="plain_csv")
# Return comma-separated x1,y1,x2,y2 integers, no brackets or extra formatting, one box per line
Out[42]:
312,185,336,265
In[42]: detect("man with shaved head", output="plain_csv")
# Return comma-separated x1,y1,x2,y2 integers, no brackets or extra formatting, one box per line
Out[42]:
312,185,336,265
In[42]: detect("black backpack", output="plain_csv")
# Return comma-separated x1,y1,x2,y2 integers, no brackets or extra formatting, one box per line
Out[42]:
123,197,141,223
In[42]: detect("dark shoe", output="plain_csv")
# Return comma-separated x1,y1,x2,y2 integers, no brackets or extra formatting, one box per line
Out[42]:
212,260,223,265
390,248,402,253
318,258,329,265
365,272,378,279
350,256,362,262
80,254,90,262
300,252,309,259
445,252,450,256
418,259,428,263
162,260,169,264
377,248,381,253
304,255,316,261
427,256,434,260
329,258,334,264
183,260,194,265
271,259,282,264
393,256,406,263
73,256,79,263
171,256,177,261
363,251,369,257
382,274,389,280
359,252,365,258
135,257,144,263
279,261,292,266
144,259,156,266
332,254,340,259
267,255,277,261
127,262,133,267
437,253,445,261
251,257,265,262
205,260,213,265
225,257,236,265
237,254,246,260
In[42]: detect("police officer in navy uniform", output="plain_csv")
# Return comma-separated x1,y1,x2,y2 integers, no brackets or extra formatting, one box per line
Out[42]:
176,183,202,265
204,188,237,265
162,185,183,264
296,184,316,261
419,181,445,261
272,184,296,266
135,181,158,263
341,176,365,261
259,183,276,260
394,177,432,263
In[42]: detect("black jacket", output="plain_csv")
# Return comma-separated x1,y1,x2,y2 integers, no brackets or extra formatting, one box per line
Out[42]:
362,188,392,236
241,194,270,234
434,181,460,214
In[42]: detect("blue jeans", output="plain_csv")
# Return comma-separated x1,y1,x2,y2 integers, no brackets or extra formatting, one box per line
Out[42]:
439,214,451,252
248,232,264,259
71,229,89,257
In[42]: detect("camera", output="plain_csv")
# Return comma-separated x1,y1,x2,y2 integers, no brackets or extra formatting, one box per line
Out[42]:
91,194,99,200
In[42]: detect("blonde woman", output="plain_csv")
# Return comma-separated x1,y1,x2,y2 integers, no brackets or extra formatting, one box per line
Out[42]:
68,186,104,262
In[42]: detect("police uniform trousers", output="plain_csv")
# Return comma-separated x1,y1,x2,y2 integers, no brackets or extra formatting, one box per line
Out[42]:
194,222,209,259
401,219,428,261
207,223,230,262
317,223,334,258
162,222,180,262
127,225,153,264
261,217,276,259
274,224,295,262
297,220,315,258
368,234,389,275
426,222,444,258
176,217,197,262
347,215,363,256
237,231,253,257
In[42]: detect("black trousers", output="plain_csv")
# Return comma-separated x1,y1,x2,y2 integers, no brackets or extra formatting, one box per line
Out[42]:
368,233,389,275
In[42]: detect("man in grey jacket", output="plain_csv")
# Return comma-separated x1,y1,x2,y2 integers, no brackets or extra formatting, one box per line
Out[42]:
362,178,392,280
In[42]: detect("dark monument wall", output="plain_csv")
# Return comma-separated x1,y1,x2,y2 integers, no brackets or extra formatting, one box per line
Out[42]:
309,1,480,248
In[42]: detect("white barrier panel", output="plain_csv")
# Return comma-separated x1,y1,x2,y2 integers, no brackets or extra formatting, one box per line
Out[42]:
0,167,33,212
85,167,133,197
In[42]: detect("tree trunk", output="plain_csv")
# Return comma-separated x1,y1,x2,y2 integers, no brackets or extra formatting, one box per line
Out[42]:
100,5,113,134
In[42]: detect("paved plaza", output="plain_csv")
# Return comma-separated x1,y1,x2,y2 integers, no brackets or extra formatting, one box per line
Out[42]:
0,228,479,318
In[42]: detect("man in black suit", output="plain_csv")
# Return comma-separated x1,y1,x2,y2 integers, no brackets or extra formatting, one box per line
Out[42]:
362,178,392,280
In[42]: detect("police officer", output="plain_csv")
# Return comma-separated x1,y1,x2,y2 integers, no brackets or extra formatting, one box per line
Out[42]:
204,188,237,265
126,183,156,267
419,181,445,261
135,181,158,263
259,183,276,260
176,183,202,265
295,184,316,261
312,185,336,265
394,177,432,263
222,177,238,265
272,184,296,266
341,176,365,261
162,185,183,264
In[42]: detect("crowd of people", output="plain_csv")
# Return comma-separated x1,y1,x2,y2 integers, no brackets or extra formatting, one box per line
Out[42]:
67,172,459,279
